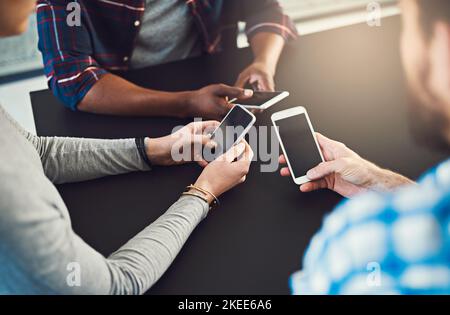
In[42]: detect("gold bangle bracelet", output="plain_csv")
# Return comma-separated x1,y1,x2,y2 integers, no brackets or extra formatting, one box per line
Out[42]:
187,184,210,197
185,185,220,210
187,184,219,203
182,191,209,204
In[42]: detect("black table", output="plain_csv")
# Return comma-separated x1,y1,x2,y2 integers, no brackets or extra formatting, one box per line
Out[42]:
30,16,446,294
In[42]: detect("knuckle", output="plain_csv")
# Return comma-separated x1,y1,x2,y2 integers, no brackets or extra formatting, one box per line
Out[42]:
341,157,351,164
336,141,347,150
339,157,352,169
241,166,250,176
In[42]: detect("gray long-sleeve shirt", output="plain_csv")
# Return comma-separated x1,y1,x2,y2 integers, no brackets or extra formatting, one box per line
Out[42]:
0,105,209,294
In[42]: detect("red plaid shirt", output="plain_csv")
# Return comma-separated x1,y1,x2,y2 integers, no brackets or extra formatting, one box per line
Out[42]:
37,0,298,110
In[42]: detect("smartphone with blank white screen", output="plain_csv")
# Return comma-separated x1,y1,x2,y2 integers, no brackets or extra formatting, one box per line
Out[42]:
205,105,256,162
233,91,289,110
271,106,324,185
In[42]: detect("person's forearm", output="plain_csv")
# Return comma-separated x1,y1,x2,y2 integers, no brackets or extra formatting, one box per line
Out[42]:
5,192,209,294
78,73,192,117
1,105,149,184
249,32,285,75
33,136,149,184
105,195,209,294
369,165,416,192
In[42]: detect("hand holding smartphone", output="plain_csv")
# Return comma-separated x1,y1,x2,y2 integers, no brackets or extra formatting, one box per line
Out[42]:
271,106,324,185
232,91,290,110
229,81,289,110
205,105,256,162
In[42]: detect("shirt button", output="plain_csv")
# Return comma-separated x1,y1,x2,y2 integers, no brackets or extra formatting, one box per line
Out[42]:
123,56,129,62
134,20,140,27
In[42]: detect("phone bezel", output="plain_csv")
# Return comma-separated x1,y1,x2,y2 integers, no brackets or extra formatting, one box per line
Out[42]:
271,106,324,185
236,91,290,110
209,104,256,155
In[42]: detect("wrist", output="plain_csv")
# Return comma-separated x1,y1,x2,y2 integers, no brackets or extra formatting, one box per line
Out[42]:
368,164,413,191
252,59,276,76
177,91,195,118
145,137,170,166
366,163,387,189
187,187,215,205
193,179,217,204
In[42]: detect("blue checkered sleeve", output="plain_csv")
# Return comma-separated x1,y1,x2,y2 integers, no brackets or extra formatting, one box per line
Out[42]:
291,159,450,295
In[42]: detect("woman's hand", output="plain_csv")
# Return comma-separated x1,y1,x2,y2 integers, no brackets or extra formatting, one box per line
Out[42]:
145,120,219,167
279,133,414,198
193,141,254,202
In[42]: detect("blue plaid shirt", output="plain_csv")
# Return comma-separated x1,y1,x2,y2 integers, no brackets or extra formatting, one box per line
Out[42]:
291,159,450,294
36,0,298,110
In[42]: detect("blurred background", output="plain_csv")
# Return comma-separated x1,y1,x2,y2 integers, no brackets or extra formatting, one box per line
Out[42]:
0,0,398,133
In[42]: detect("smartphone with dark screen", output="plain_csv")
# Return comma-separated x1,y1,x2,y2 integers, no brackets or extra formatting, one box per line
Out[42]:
271,106,324,185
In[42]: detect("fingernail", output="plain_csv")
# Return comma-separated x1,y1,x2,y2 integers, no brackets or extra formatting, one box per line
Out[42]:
306,170,315,178
244,89,253,96
207,141,217,148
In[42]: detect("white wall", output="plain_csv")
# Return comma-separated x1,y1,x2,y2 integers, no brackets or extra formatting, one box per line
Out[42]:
0,76,47,134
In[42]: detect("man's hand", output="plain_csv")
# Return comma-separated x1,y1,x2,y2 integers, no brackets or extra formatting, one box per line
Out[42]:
279,133,415,198
186,84,253,120
235,32,285,92
78,75,252,120
235,61,275,92
145,121,220,167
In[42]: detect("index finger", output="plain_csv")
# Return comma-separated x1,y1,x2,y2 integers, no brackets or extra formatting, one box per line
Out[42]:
199,120,220,134
236,141,254,163
315,132,339,149
223,141,246,163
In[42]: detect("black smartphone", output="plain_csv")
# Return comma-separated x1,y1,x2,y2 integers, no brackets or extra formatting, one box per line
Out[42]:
205,105,256,161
